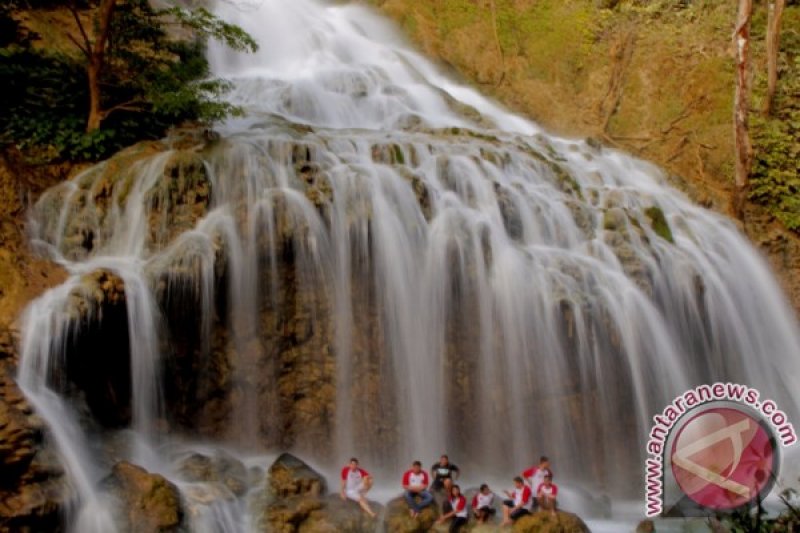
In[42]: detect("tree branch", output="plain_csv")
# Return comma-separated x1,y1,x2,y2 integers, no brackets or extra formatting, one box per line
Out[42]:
101,98,147,119
66,32,91,59
67,1,92,55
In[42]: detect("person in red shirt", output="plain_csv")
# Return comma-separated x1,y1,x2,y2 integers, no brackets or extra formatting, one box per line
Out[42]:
435,484,468,532
501,476,533,526
402,460,434,518
536,473,558,516
522,455,552,501
339,457,376,517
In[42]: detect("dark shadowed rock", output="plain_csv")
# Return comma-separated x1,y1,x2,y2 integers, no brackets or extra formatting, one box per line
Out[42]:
102,461,185,533
0,328,66,533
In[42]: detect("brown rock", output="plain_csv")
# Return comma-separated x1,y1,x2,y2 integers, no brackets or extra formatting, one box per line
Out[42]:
512,510,590,533
102,461,185,533
382,495,438,533
268,453,327,499
0,328,66,533
299,495,381,533
263,495,324,533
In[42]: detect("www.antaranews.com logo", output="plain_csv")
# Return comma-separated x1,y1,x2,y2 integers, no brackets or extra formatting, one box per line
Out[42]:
645,382,797,517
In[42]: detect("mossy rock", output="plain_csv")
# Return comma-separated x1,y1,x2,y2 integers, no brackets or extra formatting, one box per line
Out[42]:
262,493,381,533
102,461,185,533
263,495,325,533
603,207,628,231
644,205,674,243
268,453,327,499
383,495,439,533
512,510,590,533
299,495,382,533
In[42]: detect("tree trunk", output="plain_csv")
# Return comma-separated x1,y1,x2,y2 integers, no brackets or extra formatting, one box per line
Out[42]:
86,0,116,132
733,0,753,218
764,0,786,116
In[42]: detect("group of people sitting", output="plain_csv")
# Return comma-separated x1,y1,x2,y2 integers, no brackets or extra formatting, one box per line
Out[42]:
339,454,559,530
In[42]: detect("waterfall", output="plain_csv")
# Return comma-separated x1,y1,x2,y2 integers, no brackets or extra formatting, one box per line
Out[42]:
16,0,800,530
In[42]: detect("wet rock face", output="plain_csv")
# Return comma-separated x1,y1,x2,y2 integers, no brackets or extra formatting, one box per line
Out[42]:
176,451,248,497
33,145,212,261
0,329,66,533
102,461,185,533
61,270,132,428
145,151,212,251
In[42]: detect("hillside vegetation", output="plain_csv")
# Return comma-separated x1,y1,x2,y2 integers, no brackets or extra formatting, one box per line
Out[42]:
368,0,800,308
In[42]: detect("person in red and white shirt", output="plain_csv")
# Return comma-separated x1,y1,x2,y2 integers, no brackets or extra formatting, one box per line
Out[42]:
339,457,376,517
522,455,552,503
536,473,558,516
402,460,434,518
501,476,533,526
471,483,496,523
435,484,468,532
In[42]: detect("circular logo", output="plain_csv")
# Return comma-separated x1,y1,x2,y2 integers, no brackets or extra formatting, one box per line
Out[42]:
670,406,778,511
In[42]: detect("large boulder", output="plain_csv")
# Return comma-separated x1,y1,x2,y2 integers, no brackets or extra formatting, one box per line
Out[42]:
268,453,327,498
0,328,66,533
102,461,185,533
513,510,590,533
382,495,439,533
298,495,381,532
262,494,324,533
260,454,381,532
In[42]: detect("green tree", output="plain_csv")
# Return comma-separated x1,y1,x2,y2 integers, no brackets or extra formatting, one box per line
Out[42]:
65,0,257,132
0,0,256,161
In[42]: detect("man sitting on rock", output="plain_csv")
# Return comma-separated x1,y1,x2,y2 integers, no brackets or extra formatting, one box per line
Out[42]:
430,454,460,493
536,472,558,516
339,457,376,517
402,460,434,518
501,476,533,526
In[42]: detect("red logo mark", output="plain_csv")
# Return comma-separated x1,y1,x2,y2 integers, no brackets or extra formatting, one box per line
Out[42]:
670,407,776,510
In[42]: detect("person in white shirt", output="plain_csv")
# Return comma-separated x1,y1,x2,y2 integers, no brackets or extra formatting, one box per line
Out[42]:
435,484,468,532
339,457,376,517
501,476,533,526
536,473,559,516
402,460,434,518
471,483,496,523
521,455,552,507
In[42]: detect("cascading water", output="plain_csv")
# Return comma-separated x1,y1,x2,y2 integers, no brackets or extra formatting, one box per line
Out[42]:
15,0,800,530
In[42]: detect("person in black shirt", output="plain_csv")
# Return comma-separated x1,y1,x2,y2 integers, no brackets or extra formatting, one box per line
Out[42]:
430,454,460,493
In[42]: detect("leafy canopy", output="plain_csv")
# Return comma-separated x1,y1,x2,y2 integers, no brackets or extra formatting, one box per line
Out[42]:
0,0,258,162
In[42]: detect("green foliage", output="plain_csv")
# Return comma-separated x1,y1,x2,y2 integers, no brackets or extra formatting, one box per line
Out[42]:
644,205,675,243
0,47,119,161
749,6,800,233
0,0,257,162
159,6,258,53
720,486,800,533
